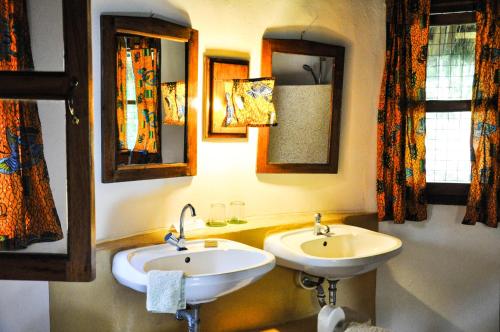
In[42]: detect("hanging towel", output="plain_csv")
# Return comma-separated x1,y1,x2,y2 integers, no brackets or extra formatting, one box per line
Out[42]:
146,270,186,313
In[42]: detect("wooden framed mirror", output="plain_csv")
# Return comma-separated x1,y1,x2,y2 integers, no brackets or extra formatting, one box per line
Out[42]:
101,15,198,182
0,0,93,281
257,39,345,174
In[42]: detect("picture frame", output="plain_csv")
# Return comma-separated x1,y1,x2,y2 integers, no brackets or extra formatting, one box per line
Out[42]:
203,57,249,139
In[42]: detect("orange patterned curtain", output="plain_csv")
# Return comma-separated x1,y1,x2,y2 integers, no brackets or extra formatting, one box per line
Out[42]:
463,0,500,227
377,0,430,223
116,38,128,151
0,0,62,249
130,38,159,154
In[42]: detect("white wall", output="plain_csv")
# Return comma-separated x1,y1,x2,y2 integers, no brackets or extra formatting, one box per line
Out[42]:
0,281,50,332
377,205,500,332
0,1,385,331
93,0,384,241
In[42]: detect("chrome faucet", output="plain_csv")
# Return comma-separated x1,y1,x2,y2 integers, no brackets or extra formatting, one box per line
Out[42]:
165,203,196,251
313,213,330,236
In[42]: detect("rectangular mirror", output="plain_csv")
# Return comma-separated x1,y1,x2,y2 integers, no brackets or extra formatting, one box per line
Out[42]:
257,39,345,173
101,16,198,182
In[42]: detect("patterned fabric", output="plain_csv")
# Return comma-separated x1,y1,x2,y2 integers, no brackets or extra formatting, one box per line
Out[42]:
376,0,430,223
223,78,277,127
463,0,500,227
130,38,159,153
0,0,62,249
116,38,128,151
161,81,185,126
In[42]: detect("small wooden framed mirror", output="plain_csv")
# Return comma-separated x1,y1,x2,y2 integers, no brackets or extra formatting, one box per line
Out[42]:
257,39,345,174
101,15,198,182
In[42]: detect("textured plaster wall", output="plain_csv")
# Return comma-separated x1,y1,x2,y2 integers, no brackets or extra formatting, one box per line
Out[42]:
377,205,500,332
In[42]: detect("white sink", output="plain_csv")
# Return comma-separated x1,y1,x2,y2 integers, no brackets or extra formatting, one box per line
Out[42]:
112,239,275,304
264,224,402,279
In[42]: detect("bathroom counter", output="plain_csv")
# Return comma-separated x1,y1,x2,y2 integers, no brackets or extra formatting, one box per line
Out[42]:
96,211,376,252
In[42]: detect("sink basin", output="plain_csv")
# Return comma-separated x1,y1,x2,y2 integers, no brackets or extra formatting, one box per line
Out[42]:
112,239,275,304
264,224,402,279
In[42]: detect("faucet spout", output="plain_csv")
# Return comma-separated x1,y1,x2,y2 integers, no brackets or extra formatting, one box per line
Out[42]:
180,203,196,240
165,203,197,251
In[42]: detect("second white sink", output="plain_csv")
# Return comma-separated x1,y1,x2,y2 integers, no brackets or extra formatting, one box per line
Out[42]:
264,224,402,279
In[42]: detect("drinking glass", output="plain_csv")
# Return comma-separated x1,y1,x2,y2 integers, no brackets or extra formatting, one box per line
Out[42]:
227,201,247,224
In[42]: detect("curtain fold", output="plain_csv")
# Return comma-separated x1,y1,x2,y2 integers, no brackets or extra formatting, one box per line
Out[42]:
0,0,62,249
161,81,186,126
116,38,128,151
463,0,500,227
130,38,159,154
377,0,430,223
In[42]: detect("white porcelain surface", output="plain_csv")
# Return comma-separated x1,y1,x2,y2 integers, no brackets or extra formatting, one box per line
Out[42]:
112,239,275,304
264,225,402,279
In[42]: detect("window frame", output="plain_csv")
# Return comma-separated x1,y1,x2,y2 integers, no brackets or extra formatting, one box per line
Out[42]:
0,0,94,281
425,1,475,205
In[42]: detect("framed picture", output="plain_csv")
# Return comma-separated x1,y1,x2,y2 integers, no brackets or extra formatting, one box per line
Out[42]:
204,57,249,138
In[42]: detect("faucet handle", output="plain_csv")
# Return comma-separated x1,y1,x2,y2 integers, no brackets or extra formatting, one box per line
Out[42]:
165,232,178,243
314,213,322,223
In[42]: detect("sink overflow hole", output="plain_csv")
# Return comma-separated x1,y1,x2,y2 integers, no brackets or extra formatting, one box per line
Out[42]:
323,241,327,247
185,257,191,263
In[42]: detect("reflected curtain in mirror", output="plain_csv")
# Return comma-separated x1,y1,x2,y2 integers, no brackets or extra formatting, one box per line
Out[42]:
116,38,128,151
162,81,185,125
376,0,430,223
223,78,277,127
130,37,159,154
116,36,161,164
0,0,62,249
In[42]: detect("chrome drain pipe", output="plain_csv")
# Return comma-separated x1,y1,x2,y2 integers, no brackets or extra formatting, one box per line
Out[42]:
176,304,200,332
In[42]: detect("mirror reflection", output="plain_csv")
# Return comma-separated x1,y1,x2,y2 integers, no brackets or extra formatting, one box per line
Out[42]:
0,100,67,253
116,35,186,166
269,52,334,164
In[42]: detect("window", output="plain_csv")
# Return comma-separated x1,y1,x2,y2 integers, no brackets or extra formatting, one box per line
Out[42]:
425,4,476,205
125,52,138,149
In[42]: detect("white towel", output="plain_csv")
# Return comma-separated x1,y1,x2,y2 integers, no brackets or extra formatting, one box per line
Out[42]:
146,270,186,313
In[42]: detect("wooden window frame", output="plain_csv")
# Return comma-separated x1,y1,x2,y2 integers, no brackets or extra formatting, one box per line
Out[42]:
101,15,198,183
0,0,94,281
426,0,475,205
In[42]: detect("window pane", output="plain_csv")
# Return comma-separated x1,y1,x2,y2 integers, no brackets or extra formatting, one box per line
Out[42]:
426,23,476,100
426,112,471,183
125,52,138,149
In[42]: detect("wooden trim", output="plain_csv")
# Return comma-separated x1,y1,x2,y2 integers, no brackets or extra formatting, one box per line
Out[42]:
426,100,471,112
113,16,191,41
0,72,72,100
430,12,475,25
203,56,249,139
426,183,469,205
257,39,345,174
430,0,475,14
0,0,94,281
101,15,198,182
